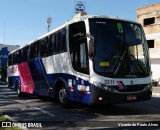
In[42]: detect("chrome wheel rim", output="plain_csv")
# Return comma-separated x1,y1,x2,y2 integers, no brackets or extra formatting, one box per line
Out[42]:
59,88,67,104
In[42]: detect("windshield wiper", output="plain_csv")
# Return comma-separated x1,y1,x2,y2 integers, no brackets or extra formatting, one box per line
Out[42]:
114,48,146,77
113,50,127,76
130,55,146,75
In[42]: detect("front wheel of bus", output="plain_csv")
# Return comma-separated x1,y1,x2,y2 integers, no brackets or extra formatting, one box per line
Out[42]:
58,86,69,107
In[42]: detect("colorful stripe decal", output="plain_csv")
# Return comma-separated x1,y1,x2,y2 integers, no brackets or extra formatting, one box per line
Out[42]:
116,81,124,90
18,63,34,94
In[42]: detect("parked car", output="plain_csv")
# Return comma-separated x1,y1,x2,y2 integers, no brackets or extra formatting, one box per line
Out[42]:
152,79,159,86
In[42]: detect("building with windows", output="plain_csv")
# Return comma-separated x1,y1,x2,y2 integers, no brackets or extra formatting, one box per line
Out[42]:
137,3,160,83
0,44,20,83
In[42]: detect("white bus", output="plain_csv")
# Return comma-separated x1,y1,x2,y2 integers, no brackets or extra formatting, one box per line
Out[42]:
8,15,152,106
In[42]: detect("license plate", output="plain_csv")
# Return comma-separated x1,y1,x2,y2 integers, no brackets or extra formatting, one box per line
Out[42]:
127,95,137,101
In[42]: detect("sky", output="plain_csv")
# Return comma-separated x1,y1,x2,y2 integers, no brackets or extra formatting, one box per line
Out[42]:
0,0,160,45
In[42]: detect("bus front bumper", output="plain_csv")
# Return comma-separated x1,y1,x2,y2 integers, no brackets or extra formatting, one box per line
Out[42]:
89,84,152,105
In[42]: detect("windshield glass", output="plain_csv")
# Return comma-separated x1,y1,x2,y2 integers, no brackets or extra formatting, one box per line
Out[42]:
89,18,150,78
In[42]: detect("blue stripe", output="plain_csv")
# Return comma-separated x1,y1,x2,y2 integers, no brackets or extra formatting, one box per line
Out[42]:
8,60,91,104
27,58,49,95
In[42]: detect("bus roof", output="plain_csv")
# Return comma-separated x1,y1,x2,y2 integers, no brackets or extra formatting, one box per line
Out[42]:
9,14,139,54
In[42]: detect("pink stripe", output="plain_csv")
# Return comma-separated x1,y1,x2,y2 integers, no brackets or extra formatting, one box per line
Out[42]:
116,81,123,90
18,63,34,94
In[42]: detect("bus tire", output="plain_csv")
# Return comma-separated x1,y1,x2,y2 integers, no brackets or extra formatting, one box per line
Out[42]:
58,85,69,107
16,82,24,97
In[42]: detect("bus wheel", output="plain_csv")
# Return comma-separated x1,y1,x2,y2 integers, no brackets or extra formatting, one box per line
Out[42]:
16,82,24,97
58,86,69,106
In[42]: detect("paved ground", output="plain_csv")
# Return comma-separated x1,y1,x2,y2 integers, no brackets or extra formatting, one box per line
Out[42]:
0,85,160,130
153,86,160,93
152,86,160,97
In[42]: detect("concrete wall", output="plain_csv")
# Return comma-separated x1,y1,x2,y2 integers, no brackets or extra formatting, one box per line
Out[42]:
137,3,160,34
0,44,20,82
137,3,160,82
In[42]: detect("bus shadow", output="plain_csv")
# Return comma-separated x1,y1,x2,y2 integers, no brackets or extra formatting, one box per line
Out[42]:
1,87,160,129
0,88,160,116
83,97,160,116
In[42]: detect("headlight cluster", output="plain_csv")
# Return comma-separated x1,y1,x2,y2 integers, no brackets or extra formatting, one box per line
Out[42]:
144,84,152,90
93,81,116,92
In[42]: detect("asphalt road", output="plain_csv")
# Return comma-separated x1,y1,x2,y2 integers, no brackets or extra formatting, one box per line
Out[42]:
0,85,160,130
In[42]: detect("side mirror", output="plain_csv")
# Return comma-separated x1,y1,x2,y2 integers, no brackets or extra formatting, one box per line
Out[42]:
86,33,94,59
88,39,94,59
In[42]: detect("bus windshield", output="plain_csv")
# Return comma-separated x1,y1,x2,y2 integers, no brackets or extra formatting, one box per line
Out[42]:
89,18,150,78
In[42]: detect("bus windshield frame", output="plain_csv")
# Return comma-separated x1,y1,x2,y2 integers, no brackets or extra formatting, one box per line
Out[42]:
89,18,150,78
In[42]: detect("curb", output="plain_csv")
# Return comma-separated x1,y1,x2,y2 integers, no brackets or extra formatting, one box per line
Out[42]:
2,115,29,130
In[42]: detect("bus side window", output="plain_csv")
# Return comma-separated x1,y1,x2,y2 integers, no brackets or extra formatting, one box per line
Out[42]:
56,32,61,53
45,37,49,56
49,34,56,55
16,50,20,63
71,41,89,75
29,42,37,60
28,45,31,60
26,46,29,61
14,51,20,64
39,40,44,57
8,54,13,66
21,46,29,62
69,21,89,74
12,53,15,65
18,50,21,63
37,41,41,57
33,42,38,59
39,38,49,57
35,42,38,58
48,28,66,55
21,49,24,62
60,28,66,52
56,28,66,53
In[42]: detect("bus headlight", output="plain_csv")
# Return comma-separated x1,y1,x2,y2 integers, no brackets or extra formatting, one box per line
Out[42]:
143,84,152,91
93,81,113,91
93,81,103,88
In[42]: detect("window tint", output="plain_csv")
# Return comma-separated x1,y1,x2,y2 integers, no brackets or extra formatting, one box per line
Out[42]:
37,41,41,57
69,22,89,74
9,28,67,64
70,39,89,74
29,42,38,60
60,29,66,52
18,50,21,63
39,38,49,57
13,51,19,64
56,32,61,52
49,28,66,55
49,34,56,54
21,46,29,61
8,54,13,66
69,21,86,42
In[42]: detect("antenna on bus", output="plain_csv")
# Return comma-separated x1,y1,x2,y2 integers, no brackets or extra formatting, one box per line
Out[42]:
47,17,52,32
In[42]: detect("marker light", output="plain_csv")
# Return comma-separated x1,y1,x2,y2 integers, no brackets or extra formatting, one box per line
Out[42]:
99,97,103,101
